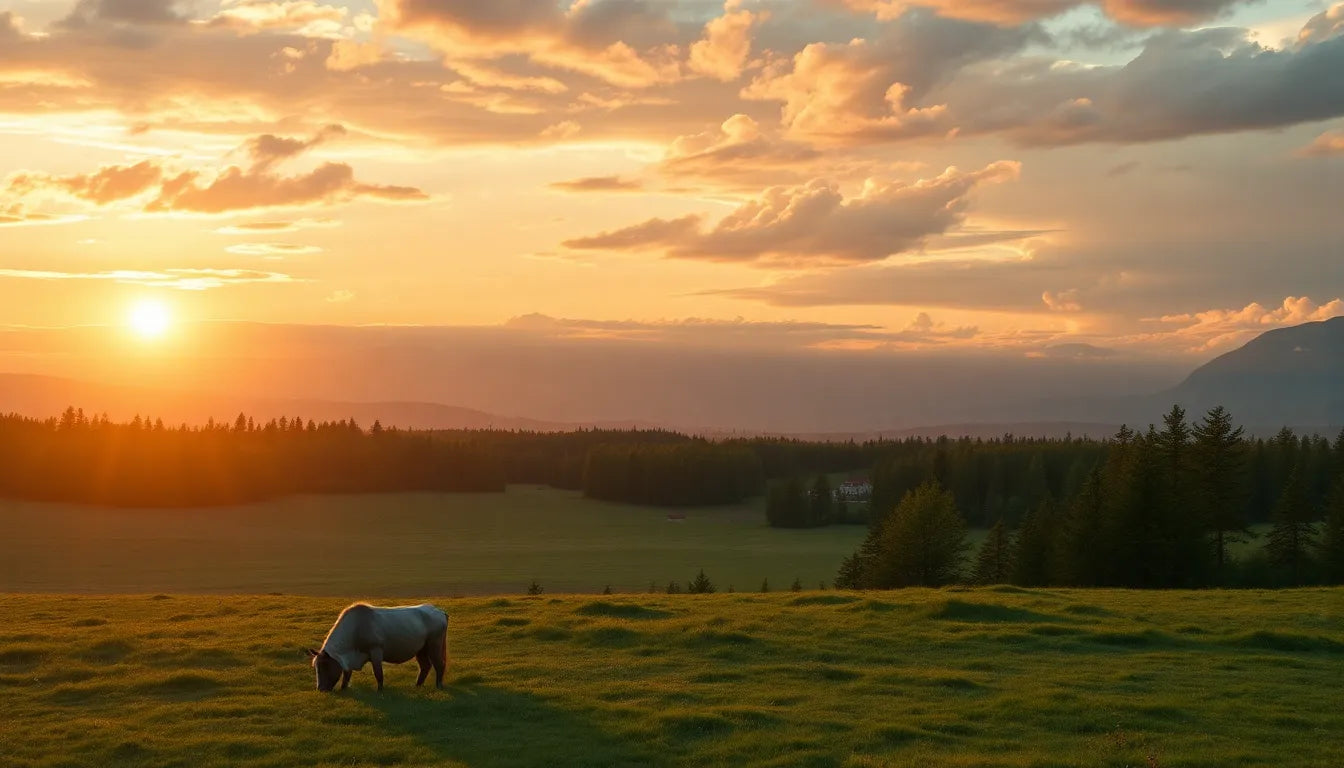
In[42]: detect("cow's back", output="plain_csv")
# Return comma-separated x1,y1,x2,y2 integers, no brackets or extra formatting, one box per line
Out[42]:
370,604,446,663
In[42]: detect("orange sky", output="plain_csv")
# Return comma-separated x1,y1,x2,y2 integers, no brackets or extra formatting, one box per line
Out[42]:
1,0,1342,364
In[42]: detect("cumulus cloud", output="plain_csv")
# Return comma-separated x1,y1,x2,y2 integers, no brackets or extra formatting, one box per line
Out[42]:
1299,129,1344,157
742,12,1040,142
381,0,684,88
206,0,348,35
949,26,1344,145
1145,296,1344,351
244,124,346,172
148,162,425,213
548,175,644,192
0,267,299,290
1298,2,1344,46
565,161,1020,265
4,160,163,204
0,11,22,38
3,129,424,215
59,0,187,28
688,1,763,81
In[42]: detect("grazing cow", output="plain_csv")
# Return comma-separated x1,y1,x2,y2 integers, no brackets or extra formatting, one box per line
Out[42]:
308,603,448,692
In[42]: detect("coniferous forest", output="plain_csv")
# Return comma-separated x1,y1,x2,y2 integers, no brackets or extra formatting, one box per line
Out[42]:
3,404,1342,587
836,406,1344,589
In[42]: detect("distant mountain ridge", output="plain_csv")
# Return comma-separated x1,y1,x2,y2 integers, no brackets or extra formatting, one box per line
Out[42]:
1158,316,1344,430
0,373,584,432
1,317,1340,437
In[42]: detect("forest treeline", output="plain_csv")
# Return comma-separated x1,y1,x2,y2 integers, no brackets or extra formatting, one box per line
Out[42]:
837,406,1344,589
436,430,884,506
0,409,878,507
0,409,505,506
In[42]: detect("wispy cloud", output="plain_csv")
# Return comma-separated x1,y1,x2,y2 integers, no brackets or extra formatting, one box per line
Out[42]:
0,267,301,290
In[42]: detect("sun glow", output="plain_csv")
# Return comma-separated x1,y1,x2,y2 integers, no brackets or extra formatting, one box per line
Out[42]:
127,300,172,339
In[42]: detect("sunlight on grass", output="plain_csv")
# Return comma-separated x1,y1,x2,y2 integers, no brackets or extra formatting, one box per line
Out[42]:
3,589,1341,767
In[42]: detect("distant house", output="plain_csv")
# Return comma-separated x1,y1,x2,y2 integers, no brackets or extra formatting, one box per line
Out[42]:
833,477,872,502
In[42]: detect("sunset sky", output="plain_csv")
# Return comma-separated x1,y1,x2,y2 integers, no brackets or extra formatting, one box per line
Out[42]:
1,0,1342,366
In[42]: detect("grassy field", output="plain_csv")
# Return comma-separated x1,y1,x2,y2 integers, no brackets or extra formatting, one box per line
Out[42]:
2,589,1341,767
0,486,867,595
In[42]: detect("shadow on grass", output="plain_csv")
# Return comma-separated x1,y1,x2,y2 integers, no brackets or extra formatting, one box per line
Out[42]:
360,684,665,768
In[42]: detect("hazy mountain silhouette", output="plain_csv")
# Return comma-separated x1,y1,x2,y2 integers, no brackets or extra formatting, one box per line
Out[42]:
1,318,1339,436
0,373,590,432
1156,316,1344,430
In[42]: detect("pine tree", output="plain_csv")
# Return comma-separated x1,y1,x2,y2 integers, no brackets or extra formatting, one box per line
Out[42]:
527,579,543,595
760,578,769,593
1266,464,1318,585
688,569,715,594
1156,404,1206,587
790,577,803,592
666,581,682,594
1013,496,1057,587
972,517,1014,584
1060,466,1108,586
1322,433,1344,584
1191,405,1248,579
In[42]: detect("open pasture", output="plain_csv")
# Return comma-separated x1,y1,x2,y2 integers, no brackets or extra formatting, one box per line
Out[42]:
0,486,865,596
2,588,1341,767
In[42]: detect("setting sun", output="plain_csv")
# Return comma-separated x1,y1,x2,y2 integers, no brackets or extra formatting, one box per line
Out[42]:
127,300,172,339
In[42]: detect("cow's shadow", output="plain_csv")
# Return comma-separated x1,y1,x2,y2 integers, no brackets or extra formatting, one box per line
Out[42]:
356,683,665,768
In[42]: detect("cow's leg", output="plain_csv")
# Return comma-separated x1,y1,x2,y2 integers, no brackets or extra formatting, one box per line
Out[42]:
370,648,385,691
431,631,447,689
340,670,352,691
415,647,431,687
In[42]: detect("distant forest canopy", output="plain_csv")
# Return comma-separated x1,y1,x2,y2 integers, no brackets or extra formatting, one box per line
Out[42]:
836,406,1344,589
3,404,1341,529
0,408,879,507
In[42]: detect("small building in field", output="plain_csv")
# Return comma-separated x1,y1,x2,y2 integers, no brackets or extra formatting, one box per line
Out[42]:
833,477,872,501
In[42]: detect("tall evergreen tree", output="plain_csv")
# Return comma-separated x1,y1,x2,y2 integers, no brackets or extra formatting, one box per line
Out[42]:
1266,463,1318,585
1317,465,1344,584
848,481,968,588
688,569,715,594
1191,406,1248,579
1060,466,1108,586
1013,496,1057,586
972,517,1014,584
1156,404,1206,587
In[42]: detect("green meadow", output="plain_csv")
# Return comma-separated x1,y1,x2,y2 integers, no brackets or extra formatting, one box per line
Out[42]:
3,588,1342,768
0,486,865,596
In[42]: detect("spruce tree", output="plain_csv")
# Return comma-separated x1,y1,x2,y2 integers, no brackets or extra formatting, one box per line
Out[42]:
688,569,715,594
760,578,769,593
1013,497,1056,586
1266,464,1318,585
1191,405,1248,579
1061,467,1108,586
1322,433,1344,583
1156,404,1205,586
790,577,803,592
972,517,1014,584
527,579,543,595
